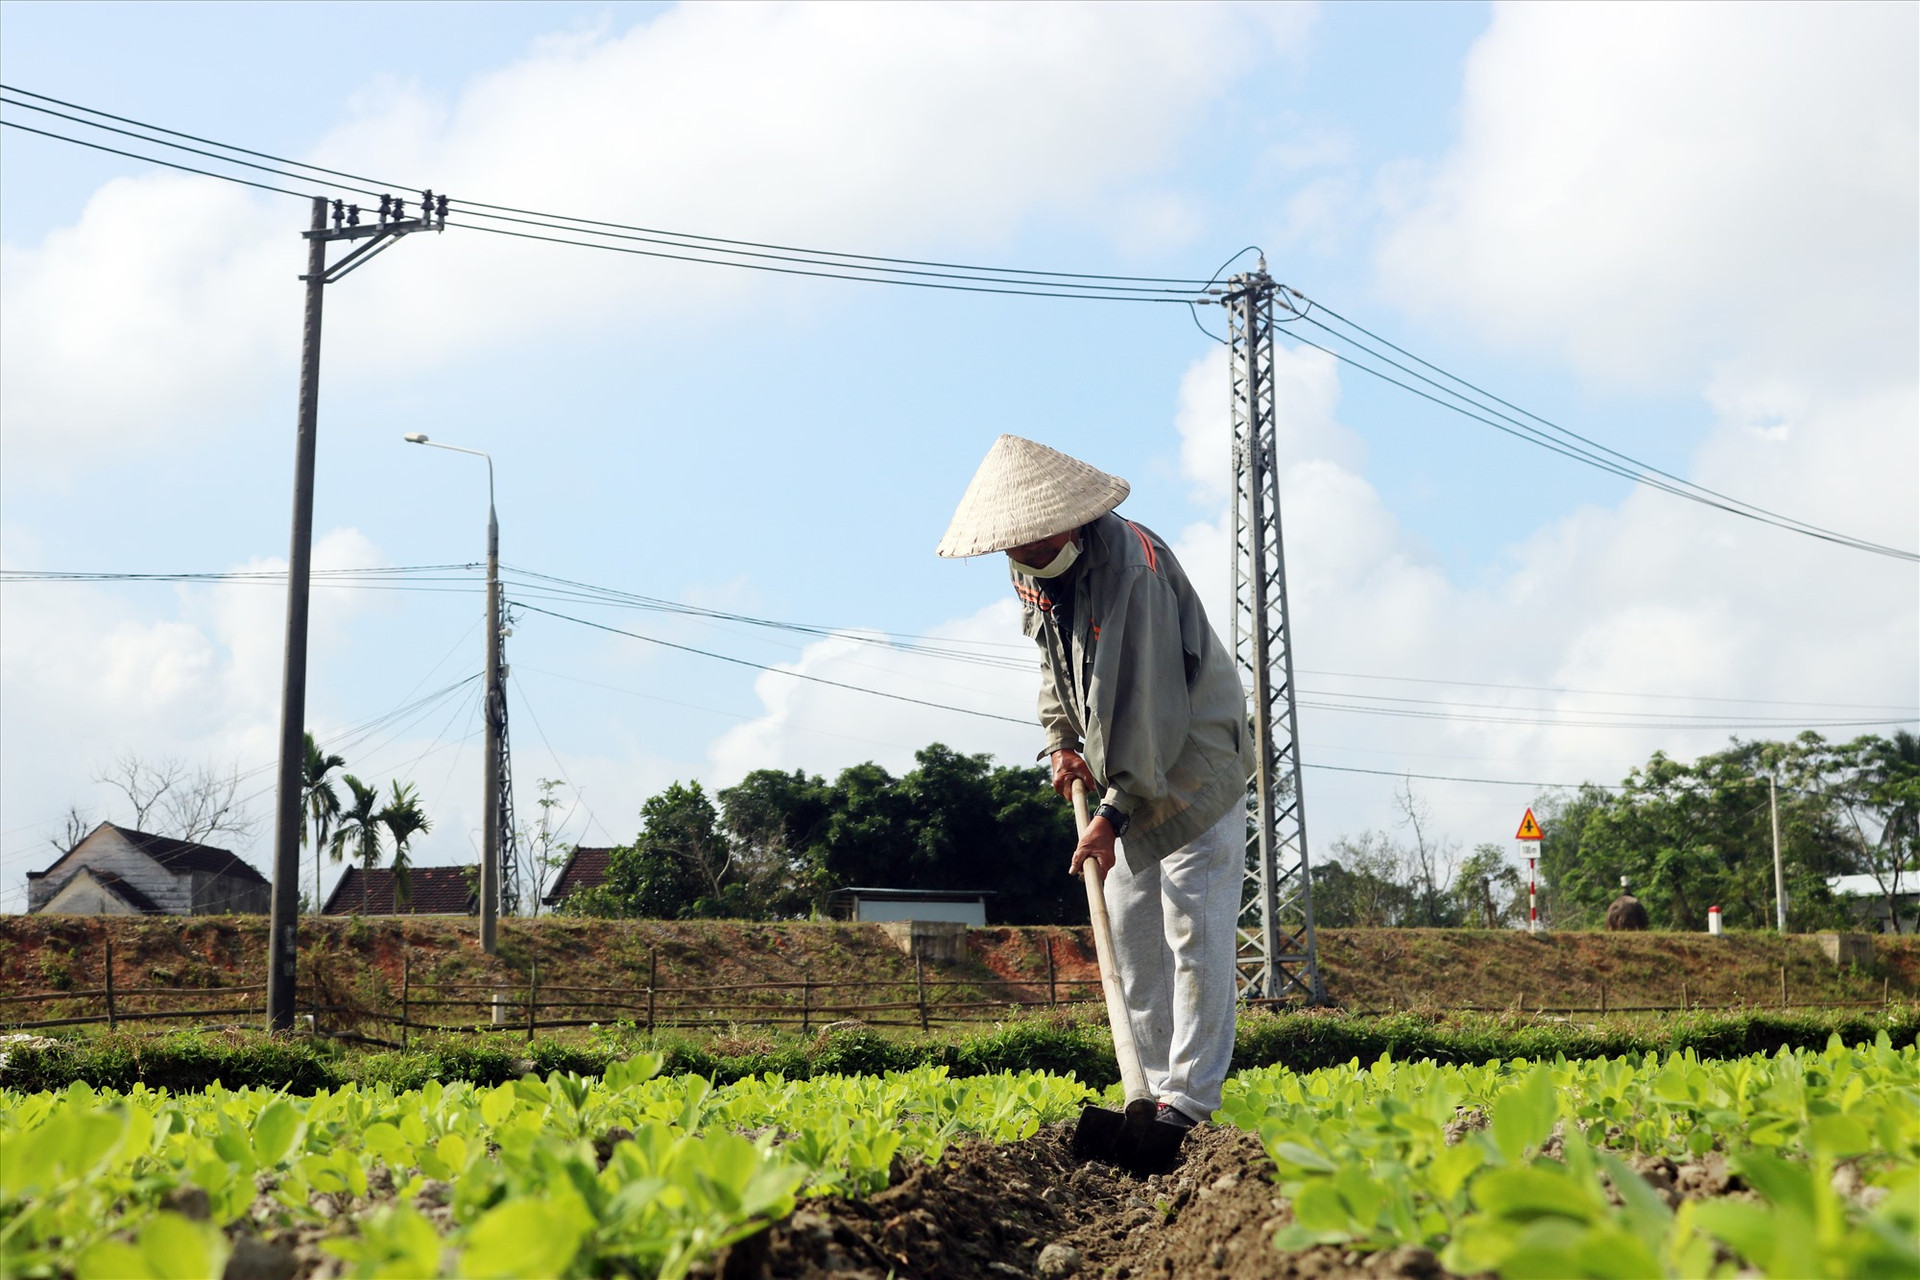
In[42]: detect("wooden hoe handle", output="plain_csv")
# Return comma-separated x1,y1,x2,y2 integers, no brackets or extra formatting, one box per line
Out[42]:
1073,780,1152,1105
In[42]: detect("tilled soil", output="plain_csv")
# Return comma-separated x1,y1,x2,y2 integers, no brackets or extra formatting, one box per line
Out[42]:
725,1122,1447,1280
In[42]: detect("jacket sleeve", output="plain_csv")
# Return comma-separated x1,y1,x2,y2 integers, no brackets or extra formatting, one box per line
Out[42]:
1084,567,1190,815
1037,656,1080,756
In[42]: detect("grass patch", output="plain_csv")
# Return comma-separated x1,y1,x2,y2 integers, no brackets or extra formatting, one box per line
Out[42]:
4,1005,1914,1095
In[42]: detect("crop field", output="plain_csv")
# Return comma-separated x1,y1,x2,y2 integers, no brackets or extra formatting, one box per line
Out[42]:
4,1034,1917,1279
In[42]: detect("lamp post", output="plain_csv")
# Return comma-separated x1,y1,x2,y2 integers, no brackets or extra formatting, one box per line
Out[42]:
404,433,502,954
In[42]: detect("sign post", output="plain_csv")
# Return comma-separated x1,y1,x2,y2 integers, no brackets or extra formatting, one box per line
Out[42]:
1515,808,1544,934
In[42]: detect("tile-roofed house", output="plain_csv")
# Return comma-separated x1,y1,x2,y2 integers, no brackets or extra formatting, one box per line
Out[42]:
323,866,478,916
541,847,613,909
27,822,269,915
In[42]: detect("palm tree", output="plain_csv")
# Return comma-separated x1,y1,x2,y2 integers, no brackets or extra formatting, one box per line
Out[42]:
301,733,346,914
329,775,386,915
379,782,432,910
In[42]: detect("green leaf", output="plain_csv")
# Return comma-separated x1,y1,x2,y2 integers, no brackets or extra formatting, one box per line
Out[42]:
458,1195,593,1279
253,1099,300,1167
1291,1180,1360,1235
76,1239,151,1280
1490,1068,1558,1166
1808,1112,1872,1158
1471,1166,1599,1225
138,1211,229,1280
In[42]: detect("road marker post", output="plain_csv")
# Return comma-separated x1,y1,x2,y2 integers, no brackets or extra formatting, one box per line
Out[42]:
1516,808,1544,934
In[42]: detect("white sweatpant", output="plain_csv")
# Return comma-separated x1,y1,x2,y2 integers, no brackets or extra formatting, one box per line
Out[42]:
1103,804,1241,1122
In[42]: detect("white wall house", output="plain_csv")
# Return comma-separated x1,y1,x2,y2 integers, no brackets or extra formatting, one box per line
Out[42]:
25,823,270,916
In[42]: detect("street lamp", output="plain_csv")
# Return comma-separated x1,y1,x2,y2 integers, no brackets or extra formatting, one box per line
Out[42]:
405,432,503,954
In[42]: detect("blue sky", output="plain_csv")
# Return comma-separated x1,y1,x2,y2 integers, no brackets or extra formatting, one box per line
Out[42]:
3,2,1914,911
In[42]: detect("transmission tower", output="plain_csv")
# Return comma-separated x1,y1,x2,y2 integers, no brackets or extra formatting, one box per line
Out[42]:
1225,261,1327,1004
493,605,522,919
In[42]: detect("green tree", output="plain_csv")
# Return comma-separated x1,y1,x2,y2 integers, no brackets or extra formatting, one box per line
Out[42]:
329,775,386,915
1540,736,1854,932
1451,843,1526,929
718,769,832,918
1829,731,1920,932
379,781,432,909
1313,831,1415,928
567,783,722,919
301,733,346,916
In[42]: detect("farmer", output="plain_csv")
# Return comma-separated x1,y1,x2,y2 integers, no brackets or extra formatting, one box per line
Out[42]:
937,435,1253,1130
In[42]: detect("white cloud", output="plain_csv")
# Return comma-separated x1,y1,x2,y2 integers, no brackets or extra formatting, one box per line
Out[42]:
705,602,1039,785
2,2,1315,471
1376,2,1918,394
0,528,385,882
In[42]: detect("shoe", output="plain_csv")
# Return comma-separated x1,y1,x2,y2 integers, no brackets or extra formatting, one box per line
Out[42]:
1154,1102,1199,1130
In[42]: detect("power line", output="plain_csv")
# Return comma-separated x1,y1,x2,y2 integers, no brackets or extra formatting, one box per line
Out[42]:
1,83,1212,288
0,86,1207,302
1276,291,1918,562
9,86,1910,559
9,560,1913,723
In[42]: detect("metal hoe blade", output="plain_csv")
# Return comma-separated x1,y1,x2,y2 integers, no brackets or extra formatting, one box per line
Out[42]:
1071,1097,1187,1176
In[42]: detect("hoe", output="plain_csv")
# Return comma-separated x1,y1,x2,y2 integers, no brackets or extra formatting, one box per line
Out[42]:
1067,781,1189,1176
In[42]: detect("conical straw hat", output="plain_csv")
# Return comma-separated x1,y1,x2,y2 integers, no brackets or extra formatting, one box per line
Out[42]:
936,435,1130,557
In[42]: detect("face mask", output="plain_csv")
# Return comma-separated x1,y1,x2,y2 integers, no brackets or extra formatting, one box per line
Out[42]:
1009,537,1080,579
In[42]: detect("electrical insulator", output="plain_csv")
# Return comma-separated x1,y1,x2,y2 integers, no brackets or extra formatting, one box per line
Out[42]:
378,195,392,222
331,199,345,227
436,194,449,223
347,204,360,226
393,197,406,219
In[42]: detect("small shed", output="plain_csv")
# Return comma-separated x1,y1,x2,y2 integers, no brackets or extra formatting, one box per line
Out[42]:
1826,872,1918,934
829,887,993,926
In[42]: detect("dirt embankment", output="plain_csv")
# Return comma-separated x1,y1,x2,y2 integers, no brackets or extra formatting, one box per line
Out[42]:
3,915,1913,1015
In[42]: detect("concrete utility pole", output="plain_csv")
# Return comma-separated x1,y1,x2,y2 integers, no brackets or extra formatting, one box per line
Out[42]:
268,193,444,1031
1225,261,1326,1004
403,434,510,953
1770,774,1787,934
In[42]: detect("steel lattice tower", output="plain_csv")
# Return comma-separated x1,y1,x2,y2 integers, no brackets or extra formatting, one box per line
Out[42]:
493,608,522,918
1226,263,1326,1003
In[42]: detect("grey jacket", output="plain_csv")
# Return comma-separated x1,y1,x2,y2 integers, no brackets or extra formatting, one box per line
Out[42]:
1016,512,1254,870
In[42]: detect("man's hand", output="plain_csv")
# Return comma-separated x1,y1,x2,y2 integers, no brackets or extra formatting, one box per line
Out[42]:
1050,748,1098,800
1070,815,1117,879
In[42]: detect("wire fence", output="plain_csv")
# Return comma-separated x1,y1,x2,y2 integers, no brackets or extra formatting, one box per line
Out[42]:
2,941,1904,1042
1,940,1109,1043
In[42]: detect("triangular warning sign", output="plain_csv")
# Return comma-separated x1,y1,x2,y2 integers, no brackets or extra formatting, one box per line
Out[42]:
1515,809,1544,841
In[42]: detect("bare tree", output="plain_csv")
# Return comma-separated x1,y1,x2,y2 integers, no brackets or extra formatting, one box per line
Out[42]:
48,804,95,857
96,752,187,831
1395,777,1461,927
94,752,257,846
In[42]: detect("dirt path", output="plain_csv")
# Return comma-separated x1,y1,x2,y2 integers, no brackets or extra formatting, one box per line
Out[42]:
734,1123,1445,1280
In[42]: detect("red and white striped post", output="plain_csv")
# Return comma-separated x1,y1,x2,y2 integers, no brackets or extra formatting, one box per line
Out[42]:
1516,808,1544,934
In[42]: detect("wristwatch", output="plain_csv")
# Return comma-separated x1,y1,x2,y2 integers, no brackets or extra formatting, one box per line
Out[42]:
1094,803,1130,838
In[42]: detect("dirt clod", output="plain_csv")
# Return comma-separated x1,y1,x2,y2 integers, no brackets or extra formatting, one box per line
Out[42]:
1037,1242,1082,1276
222,1234,299,1280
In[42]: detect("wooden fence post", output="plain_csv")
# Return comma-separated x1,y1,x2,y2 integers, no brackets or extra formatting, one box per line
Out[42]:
104,938,117,1031
1598,979,1606,1015
400,951,410,1051
1681,980,1689,1012
1884,976,1891,1008
802,967,812,1035
646,950,656,1035
1780,965,1789,1009
922,953,934,1030
1045,936,1056,1010
527,963,538,1042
